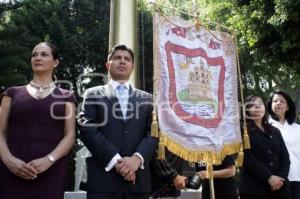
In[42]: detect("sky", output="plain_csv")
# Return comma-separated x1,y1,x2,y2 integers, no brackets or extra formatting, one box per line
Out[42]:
0,0,15,3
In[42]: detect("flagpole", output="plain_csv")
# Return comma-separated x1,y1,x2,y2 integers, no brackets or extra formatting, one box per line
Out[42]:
209,176,215,199
109,0,138,87
207,154,215,199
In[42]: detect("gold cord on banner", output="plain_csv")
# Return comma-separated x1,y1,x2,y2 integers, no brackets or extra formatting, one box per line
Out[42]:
151,2,234,43
151,1,160,139
234,35,250,168
195,16,201,31
234,35,251,151
194,11,201,31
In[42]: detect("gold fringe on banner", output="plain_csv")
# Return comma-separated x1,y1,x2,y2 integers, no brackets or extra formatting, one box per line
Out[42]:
243,127,251,149
160,133,241,164
157,137,166,160
235,145,244,167
151,110,159,138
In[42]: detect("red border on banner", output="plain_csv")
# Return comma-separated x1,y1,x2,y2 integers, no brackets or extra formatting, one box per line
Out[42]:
165,41,225,128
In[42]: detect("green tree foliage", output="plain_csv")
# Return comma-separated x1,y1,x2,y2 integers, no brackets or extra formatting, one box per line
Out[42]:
140,0,300,98
228,0,300,97
0,1,34,92
137,0,153,92
0,24,33,91
0,0,110,95
2,0,299,97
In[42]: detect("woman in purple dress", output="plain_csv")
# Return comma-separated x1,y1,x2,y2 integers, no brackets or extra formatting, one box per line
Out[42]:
0,42,76,199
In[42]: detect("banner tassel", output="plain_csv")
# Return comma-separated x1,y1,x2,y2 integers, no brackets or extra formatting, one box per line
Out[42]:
151,110,159,138
235,145,244,167
157,138,165,160
243,128,251,149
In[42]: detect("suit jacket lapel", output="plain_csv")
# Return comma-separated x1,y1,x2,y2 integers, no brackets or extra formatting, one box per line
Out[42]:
103,84,117,105
125,86,137,123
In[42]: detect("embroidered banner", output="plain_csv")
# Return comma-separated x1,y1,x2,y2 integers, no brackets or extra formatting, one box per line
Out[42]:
153,12,241,164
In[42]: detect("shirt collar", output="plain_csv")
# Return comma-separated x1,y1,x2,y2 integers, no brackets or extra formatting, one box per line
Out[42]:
269,117,288,127
109,79,130,91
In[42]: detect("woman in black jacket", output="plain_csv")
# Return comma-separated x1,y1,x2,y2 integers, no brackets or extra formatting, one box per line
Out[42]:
239,95,290,199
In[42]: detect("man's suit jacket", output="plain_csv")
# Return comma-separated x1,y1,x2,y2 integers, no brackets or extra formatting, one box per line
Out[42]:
78,84,158,194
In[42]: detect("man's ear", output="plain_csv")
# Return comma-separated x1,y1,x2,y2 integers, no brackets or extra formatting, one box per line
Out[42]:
105,62,109,70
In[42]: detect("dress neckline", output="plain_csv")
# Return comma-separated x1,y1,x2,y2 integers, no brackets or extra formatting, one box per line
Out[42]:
25,85,57,100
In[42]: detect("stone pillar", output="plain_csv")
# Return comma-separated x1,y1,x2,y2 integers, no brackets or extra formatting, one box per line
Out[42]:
109,0,138,87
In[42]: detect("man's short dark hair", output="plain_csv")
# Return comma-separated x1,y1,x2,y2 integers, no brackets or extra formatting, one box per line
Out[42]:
107,44,134,63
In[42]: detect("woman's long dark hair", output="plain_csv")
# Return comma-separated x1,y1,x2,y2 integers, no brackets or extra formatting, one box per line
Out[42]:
266,90,296,125
245,95,271,129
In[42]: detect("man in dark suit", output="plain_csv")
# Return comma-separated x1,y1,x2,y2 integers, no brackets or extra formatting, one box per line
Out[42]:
78,44,158,199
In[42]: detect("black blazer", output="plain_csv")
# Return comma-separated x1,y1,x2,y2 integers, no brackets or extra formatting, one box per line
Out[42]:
78,84,158,193
150,150,185,198
238,122,290,198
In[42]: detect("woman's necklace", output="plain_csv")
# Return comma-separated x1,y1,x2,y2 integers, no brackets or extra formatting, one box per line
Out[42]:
29,81,55,99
